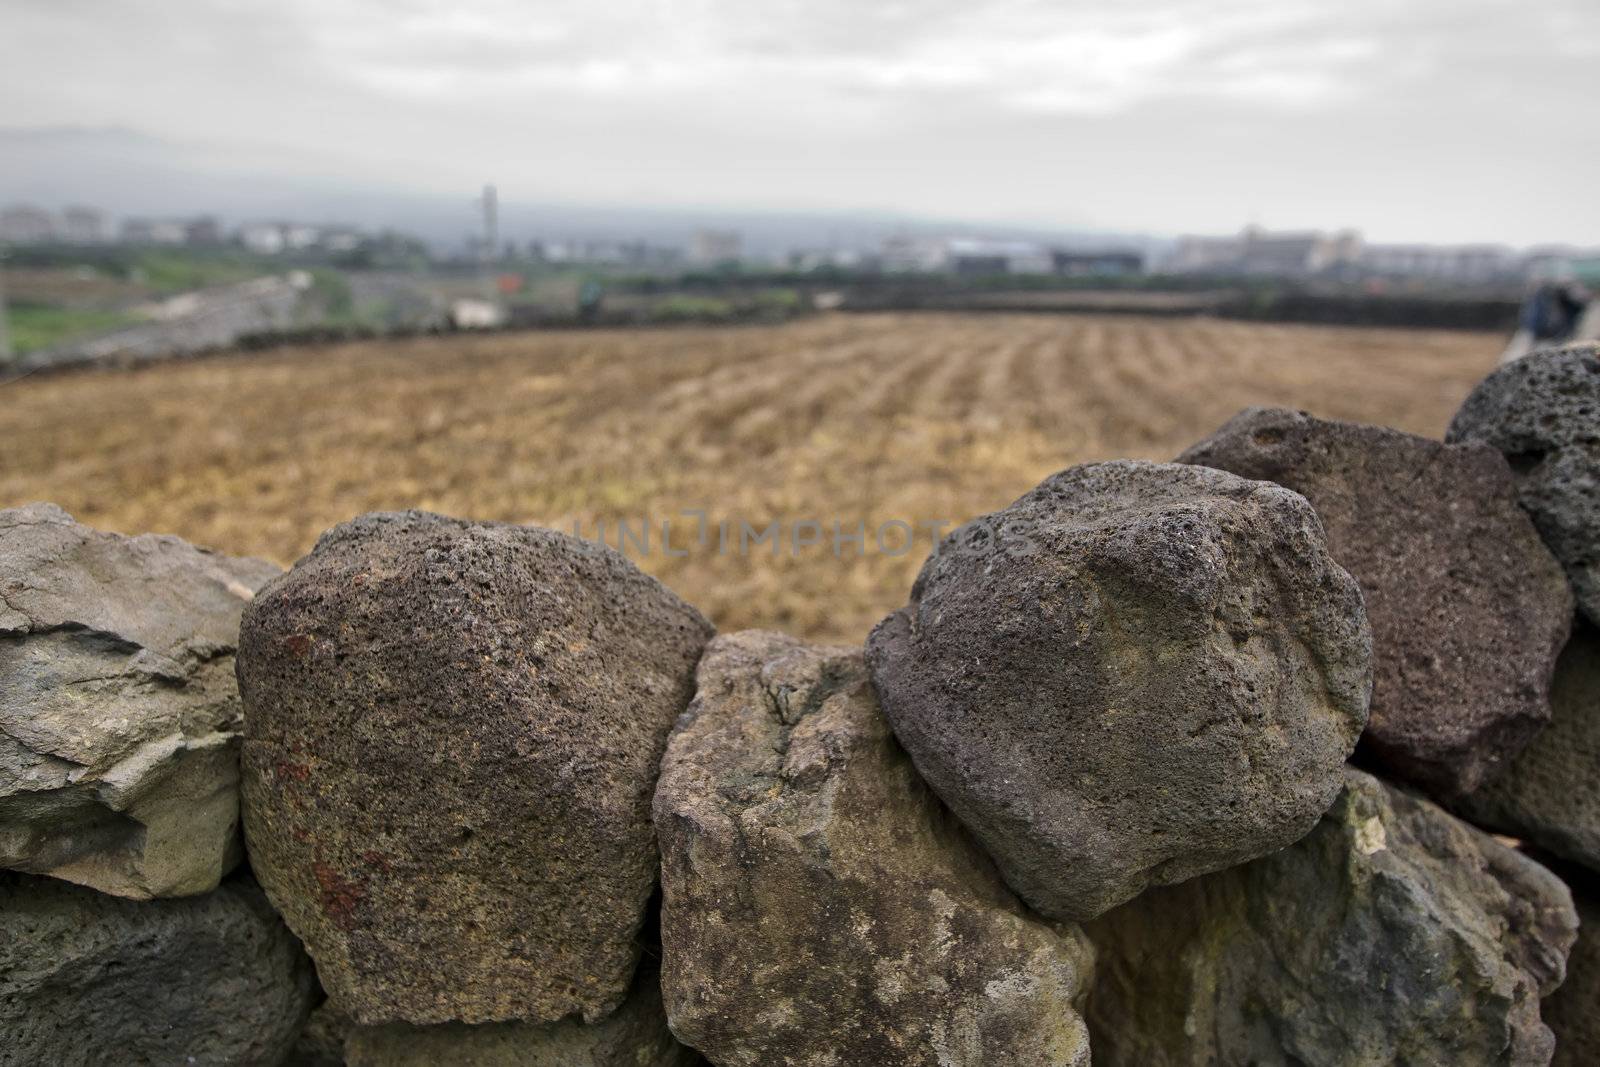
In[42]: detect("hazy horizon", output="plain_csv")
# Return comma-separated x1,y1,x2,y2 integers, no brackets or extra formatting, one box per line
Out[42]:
4,0,1597,248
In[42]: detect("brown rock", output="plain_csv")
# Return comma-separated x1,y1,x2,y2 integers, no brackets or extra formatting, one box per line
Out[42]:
239,511,712,1026
655,631,1096,1066
344,962,697,1067
1180,408,1573,796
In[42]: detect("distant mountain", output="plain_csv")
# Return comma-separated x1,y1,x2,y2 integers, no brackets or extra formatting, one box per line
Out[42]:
0,125,1159,258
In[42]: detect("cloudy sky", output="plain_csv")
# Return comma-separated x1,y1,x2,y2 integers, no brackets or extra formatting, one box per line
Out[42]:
3,0,1597,244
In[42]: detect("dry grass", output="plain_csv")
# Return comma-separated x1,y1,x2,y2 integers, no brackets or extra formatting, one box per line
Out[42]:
0,312,1500,643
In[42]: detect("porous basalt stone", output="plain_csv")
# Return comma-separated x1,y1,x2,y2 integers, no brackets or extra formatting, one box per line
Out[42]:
0,870,316,1066
1448,343,1600,624
1458,623,1600,873
1181,408,1572,796
867,460,1371,921
239,510,713,1026
343,962,698,1067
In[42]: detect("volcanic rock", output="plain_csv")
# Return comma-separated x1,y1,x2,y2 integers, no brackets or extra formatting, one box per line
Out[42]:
1180,408,1572,795
656,630,1100,1065
866,460,1371,921
0,502,279,899
344,963,697,1067
1085,769,1578,1067
239,510,713,1025
0,870,316,1066
1448,343,1600,625
1458,623,1600,872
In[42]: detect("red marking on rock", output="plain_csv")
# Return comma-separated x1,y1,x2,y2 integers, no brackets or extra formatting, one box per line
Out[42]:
274,760,311,783
313,862,366,929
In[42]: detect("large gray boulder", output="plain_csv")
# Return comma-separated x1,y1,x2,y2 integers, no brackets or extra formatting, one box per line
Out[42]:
1085,769,1578,1067
1449,343,1600,625
0,870,316,1066
344,963,698,1066
1180,408,1573,796
866,460,1371,922
239,511,713,1026
1458,623,1600,872
0,502,280,899
656,631,1096,1066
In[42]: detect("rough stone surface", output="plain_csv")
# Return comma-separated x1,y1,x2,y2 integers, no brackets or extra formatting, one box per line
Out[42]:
1458,623,1600,872
290,1001,354,1066
656,630,1098,1066
0,870,316,1066
1448,343,1600,625
240,510,713,1026
1541,862,1600,1067
345,963,698,1066
0,502,280,899
866,460,1371,922
1084,769,1578,1067
1180,408,1573,796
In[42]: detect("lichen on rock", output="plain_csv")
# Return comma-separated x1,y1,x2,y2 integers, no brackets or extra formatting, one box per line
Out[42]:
0,502,280,899
655,630,1096,1066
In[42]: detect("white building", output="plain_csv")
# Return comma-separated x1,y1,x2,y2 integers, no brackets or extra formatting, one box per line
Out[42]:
0,205,57,244
61,206,107,244
689,229,742,266
1359,243,1519,283
1167,227,1363,276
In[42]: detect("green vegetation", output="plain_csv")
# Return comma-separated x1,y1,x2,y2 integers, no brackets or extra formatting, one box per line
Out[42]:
128,250,262,294
652,295,737,322
306,269,355,322
5,304,140,355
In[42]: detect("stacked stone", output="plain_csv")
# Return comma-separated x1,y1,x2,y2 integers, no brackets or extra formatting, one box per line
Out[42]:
0,503,315,1063
3,345,1597,1065
236,510,713,1064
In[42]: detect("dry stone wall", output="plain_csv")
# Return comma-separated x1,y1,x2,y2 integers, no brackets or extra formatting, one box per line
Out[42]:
1,343,1597,1065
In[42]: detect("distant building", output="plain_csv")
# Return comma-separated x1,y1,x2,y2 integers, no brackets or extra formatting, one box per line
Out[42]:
788,248,865,271
1521,246,1600,285
1168,226,1362,276
944,239,1053,275
690,229,742,267
1052,249,1144,277
0,204,57,244
321,230,363,254
880,235,946,272
237,221,329,255
186,216,223,246
121,218,196,245
61,205,107,244
1358,243,1519,283
284,224,320,251
239,222,286,255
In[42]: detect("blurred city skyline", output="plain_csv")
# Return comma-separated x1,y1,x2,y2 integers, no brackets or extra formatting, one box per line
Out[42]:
3,0,1597,246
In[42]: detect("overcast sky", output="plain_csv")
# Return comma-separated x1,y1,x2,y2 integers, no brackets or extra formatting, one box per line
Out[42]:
4,0,1597,245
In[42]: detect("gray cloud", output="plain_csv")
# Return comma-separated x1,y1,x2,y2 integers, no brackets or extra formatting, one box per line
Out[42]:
2,0,1595,244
